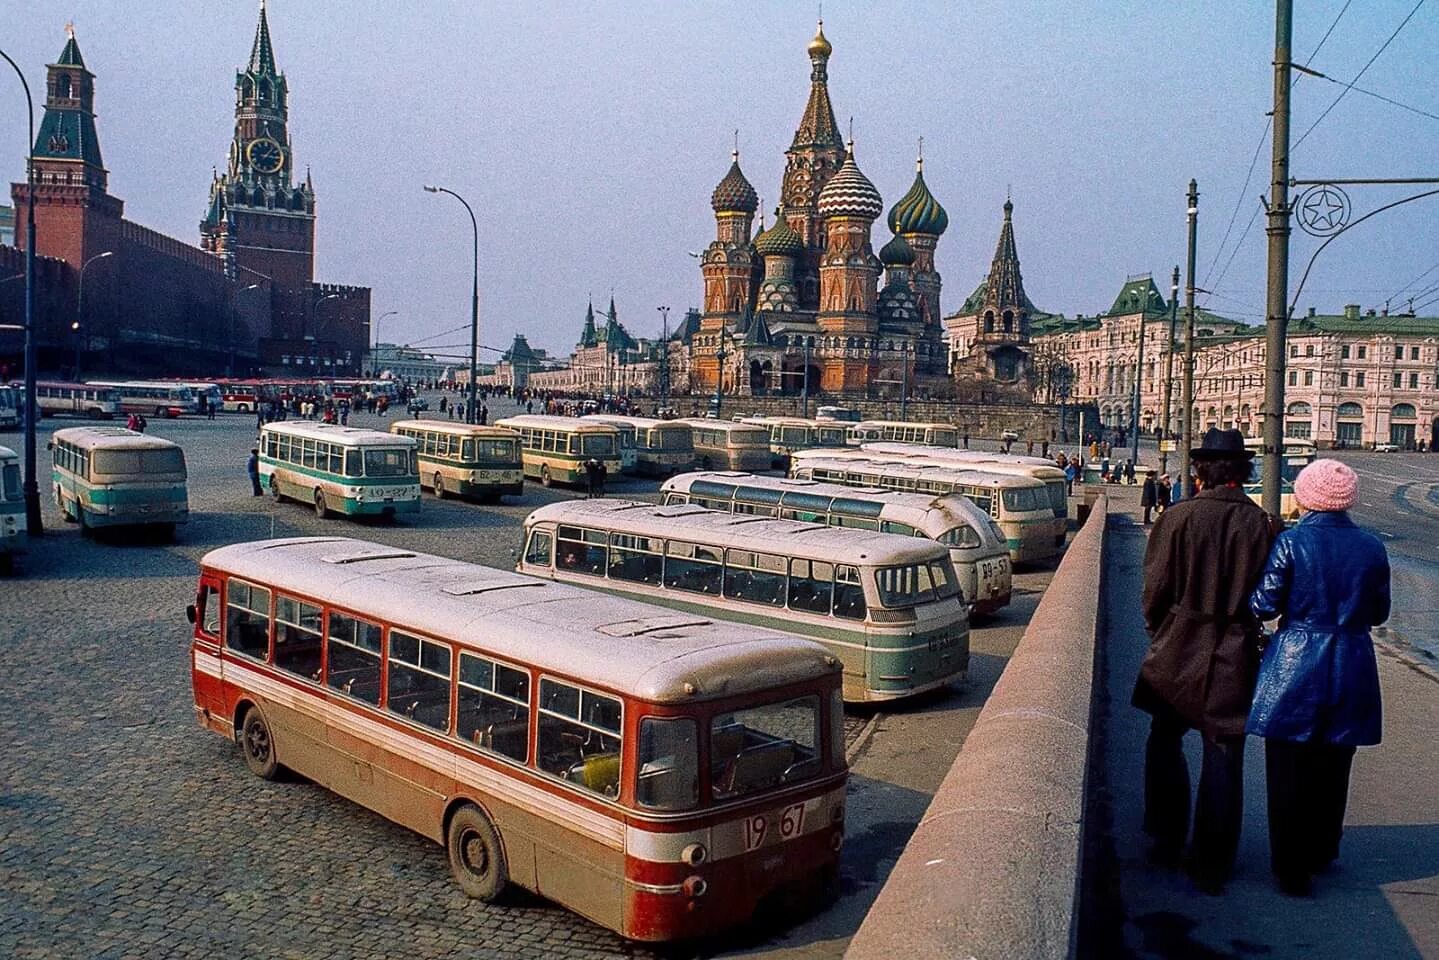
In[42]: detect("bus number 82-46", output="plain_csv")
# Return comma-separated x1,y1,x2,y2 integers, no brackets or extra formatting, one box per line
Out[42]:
744,802,806,851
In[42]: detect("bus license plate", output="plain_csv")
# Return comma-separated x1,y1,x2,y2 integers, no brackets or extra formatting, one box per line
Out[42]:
743,802,806,851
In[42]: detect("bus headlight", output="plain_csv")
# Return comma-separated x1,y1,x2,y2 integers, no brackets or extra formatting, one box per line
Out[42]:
682,875,708,899
681,842,708,866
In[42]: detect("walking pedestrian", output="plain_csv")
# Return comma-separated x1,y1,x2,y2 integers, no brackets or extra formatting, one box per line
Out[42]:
1064,458,1078,496
1042,439,1050,458
1125,459,1136,485
1247,459,1390,897
596,458,608,498
1133,428,1276,893
962,431,969,449
584,458,601,498
1140,471,1158,525
247,448,263,496
1026,439,1034,456
1156,473,1172,513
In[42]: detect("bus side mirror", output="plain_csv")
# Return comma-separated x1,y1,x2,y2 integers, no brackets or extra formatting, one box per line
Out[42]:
46,441,53,450
185,604,197,625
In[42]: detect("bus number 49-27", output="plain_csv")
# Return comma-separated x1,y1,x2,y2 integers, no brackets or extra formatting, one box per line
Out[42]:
745,803,805,851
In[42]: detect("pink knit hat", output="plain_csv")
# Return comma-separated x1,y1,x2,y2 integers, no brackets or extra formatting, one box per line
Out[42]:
1294,458,1358,512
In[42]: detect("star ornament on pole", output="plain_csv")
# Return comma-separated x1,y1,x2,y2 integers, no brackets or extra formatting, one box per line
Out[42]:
1296,184,1351,237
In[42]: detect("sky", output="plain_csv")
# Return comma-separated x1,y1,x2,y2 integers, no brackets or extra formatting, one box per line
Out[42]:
5,1,1439,363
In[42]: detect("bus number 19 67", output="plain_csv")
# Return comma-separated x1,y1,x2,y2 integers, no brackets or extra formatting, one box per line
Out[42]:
744,803,806,851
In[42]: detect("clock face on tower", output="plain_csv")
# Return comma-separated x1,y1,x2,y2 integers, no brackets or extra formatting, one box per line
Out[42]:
246,137,285,174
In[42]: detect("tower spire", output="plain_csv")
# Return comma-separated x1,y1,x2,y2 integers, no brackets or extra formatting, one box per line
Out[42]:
249,0,277,76
793,19,842,150
987,198,1026,312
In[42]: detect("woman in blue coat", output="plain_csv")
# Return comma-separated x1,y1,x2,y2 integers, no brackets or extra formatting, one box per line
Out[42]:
1248,458,1390,896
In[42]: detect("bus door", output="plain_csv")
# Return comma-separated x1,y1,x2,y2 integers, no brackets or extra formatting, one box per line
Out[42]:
188,574,226,727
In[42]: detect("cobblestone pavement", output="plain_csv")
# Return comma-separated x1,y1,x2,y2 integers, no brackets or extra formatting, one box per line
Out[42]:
0,396,1051,959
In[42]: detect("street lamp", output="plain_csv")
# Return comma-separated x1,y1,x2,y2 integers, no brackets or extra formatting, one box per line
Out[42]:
230,283,262,377
71,250,113,379
656,305,670,407
423,184,480,424
2,45,42,534
310,293,341,371
1130,283,1149,466
713,328,733,417
373,309,398,375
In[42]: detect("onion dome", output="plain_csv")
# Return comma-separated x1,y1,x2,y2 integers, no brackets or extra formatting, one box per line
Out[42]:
887,157,949,236
879,233,915,267
754,209,804,258
711,150,758,214
807,19,833,59
817,142,883,221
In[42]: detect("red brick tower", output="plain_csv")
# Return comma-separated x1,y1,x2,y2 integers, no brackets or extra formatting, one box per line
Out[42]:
815,141,883,392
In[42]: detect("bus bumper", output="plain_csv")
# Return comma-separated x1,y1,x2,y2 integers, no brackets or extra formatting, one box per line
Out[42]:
347,497,421,516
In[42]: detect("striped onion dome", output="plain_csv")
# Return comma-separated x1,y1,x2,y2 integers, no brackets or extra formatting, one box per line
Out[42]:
887,159,949,236
753,209,804,258
817,143,883,221
711,152,759,214
879,233,915,266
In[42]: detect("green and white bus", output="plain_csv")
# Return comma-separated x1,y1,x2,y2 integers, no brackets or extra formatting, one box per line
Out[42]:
260,421,419,520
519,499,970,703
390,420,524,501
789,454,1059,565
585,415,696,477
0,445,24,573
739,417,850,470
493,415,622,487
49,426,189,536
844,420,960,448
660,471,1012,615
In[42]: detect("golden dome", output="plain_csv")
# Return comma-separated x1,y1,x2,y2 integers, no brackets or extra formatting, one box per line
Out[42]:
807,20,832,59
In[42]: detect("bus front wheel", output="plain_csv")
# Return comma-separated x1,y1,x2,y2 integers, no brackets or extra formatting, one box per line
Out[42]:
540,465,553,487
447,805,508,902
240,706,280,780
313,491,329,519
269,477,283,503
434,473,448,499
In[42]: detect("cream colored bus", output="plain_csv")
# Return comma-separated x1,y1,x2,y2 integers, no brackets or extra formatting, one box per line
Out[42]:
586,415,696,477
49,426,189,536
739,417,850,469
676,419,772,472
844,420,960,448
390,421,523,501
494,415,622,487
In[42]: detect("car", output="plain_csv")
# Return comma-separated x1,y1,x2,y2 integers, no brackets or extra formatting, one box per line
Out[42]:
406,398,430,413
1000,429,1020,441
1373,441,1399,452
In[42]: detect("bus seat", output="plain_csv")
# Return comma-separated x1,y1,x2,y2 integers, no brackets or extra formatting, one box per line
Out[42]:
720,741,793,796
711,724,746,765
479,719,529,759
570,753,620,796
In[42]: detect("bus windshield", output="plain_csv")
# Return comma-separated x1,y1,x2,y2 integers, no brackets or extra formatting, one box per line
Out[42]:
875,560,960,607
710,694,821,800
2,462,20,500
92,448,185,475
581,434,615,457
363,448,414,477
473,438,517,463
1001,487,1045,512
656,429,690,450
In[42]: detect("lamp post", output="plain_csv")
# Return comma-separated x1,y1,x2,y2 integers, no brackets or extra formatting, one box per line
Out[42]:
1159,266,1180,475
71,250,113,380
1130,283,1149,466
229,283,262,377
2,46,42,534
1179,179,1200,499
714,329,731,417
656,305,670,407
423,184,480,423
311,292,340,372
373,309,398,376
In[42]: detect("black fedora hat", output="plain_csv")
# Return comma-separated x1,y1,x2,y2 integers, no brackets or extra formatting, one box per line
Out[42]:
1190,427,1254,461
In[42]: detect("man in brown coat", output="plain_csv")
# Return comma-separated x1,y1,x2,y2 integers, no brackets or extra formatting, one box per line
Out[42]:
1133,428,1276,892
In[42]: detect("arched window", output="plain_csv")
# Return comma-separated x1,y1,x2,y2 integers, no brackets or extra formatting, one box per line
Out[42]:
984,311,995,334
1392,403,1417,420
259,79,271,103
57,74,72,99
1336,402,1363,418
242,78,254,101
1286,401,1312,416
1002,310,1014,333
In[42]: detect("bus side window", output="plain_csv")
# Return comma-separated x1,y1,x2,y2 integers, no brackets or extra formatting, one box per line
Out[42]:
200,584,221,637
274,595,324,681
225,580,272,659
386,631,452,732
326,612,381,704
457,653,531,762
834,565,867,621
345,449,362,476
537,679,622,798
525,530,553,567
787,559,834,614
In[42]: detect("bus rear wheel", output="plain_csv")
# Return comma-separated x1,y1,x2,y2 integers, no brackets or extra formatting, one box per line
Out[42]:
270,476,284,503
240,706,280,780
314,491,329,518
540,465,553,487
447,805,508,902
434,473,448,499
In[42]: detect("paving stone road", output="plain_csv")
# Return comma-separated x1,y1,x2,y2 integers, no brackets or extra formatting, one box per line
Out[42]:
0,396,1051,959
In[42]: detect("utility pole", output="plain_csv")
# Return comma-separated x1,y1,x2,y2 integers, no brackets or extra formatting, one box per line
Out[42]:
1159,266,1180,475
1179,180,1199,499
1261,0,1293,515
657,305,670,408
800,336,811,418
1130,283,1148,466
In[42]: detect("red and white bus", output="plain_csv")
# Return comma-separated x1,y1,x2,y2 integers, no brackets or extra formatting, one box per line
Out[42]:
188,537,846,942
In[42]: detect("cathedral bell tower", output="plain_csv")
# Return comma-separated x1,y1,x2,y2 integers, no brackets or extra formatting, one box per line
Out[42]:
201,0,315,324
781,20,846,311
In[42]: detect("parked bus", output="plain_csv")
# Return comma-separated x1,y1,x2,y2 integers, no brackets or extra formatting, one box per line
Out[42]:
790,455,1059,564
217,380,266,413
390,420,523,501
520,499,970,703
587,417,639,474
586,415,696,477
49,426,188,536
169,381,223,413
854,444,1070,548
28,381,123,420
815,405,861,423
1245,437,1315,521
660,472,1012,615
739,417,850,470
188,536,845,941
677,419,773,472
87,380,199,418
0,445,23,573
0,384,19,429
494,415,622,487
260,421,419,519
845,420,960,448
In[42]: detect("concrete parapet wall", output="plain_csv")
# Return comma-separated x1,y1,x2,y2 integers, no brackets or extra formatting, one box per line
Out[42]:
845,495,1109,960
